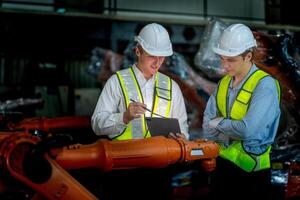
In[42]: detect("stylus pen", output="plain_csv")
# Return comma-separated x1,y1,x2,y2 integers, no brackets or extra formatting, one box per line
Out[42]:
130,98,166,118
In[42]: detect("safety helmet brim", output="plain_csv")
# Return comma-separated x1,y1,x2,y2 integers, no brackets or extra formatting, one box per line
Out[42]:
213,46,242,57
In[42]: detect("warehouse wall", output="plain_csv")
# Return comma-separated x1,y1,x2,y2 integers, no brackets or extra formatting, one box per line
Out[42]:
104,0,265,21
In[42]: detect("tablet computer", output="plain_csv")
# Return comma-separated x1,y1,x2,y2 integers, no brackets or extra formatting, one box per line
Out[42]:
145,117,181,136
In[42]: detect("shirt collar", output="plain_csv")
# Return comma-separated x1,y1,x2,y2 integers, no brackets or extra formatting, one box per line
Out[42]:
230,64,258,89
132,64,156,85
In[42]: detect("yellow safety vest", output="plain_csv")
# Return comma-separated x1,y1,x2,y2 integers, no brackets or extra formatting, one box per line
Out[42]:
114,67,171,140
216,69,281,172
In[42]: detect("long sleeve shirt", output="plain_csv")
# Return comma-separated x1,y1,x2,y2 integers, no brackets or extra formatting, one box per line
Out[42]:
202,64,281,154
92,64,189,139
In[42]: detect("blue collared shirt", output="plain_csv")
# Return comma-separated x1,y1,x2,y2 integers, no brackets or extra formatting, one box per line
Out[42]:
202,64,281,154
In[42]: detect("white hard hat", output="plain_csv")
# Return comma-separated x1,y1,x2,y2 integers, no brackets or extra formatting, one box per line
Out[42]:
135,23,173,57
213,23,257,57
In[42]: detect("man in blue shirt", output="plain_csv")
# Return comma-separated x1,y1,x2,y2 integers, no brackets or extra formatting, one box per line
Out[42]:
202,23,281,200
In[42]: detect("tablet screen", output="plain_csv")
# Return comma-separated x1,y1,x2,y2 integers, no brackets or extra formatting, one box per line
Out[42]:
145,117,181,136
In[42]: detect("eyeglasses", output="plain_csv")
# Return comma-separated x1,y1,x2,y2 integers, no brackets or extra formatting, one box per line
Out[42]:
130,99,166,118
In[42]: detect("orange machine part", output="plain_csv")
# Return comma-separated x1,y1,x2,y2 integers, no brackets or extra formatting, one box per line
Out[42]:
14,155,97,200
7,116,91,132
0,133,97,200
0,133,219,200
53,136,219,172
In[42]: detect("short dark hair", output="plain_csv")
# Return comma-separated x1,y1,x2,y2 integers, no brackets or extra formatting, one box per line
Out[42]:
136,44,145,55
241,47,256,61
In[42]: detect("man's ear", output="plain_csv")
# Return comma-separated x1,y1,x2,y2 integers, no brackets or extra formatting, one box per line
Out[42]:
248,51,253,61
135,47,141,57
245,51,252,62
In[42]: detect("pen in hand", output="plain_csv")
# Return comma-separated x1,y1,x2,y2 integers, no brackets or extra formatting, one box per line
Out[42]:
130,99,166,118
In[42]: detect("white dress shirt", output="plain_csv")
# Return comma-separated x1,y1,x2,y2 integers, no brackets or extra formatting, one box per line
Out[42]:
91,64,189,139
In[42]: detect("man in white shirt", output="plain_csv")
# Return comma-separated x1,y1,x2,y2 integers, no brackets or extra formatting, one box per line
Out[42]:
91,23,188,140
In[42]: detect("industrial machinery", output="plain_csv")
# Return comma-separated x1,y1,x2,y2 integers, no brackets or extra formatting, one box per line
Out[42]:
0,132,219,200
6,116,91,133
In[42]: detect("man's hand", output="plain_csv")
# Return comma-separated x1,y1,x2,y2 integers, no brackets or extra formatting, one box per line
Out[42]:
123,102,146,124
168,132,187,140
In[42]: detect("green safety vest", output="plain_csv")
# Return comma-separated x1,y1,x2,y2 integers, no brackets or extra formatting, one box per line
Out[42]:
114,67,172,140
216,69,281,172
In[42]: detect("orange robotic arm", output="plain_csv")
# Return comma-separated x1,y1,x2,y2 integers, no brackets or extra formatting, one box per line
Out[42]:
0,133,97,200
0,133,219,200
6,116,91,132
52,136,219,172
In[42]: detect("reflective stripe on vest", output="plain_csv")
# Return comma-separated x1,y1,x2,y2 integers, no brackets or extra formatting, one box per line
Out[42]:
115,67,171,140
217,69,281,172
153,72,172,117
